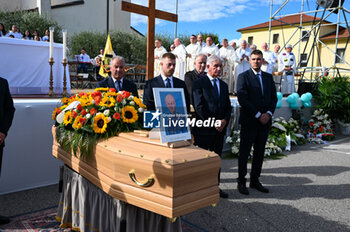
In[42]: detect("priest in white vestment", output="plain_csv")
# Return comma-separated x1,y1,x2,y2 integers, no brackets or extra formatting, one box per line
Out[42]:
202,36,220,57
173,38,187,81
186,35,202,71
234,40,251,93
278,44,296,94
154,39,167,76
197,34,206,48
219,38,236,93
261,42,275,74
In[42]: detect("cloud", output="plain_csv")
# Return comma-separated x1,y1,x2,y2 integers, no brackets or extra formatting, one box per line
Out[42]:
130,0,249,26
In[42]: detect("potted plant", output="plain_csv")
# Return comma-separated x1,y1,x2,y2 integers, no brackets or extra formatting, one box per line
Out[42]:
315,75,350,135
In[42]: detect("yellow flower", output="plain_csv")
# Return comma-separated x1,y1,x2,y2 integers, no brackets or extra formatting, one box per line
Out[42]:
63,111,73,126
94,87,109,92
72,116,83,130
61,97,69,104
93,113,109,133
134,97,146,109
52,107,60,120
121,106,138,123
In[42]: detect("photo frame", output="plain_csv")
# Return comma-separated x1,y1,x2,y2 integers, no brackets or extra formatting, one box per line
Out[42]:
153,88,191,143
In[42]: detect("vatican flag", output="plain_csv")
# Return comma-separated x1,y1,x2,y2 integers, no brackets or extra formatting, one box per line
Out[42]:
99,34,115,78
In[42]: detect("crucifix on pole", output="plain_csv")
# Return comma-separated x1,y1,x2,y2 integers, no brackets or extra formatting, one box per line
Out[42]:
122,0,178,80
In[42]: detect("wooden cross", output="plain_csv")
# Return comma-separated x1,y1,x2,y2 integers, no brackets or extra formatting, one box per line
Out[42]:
122,0,178,80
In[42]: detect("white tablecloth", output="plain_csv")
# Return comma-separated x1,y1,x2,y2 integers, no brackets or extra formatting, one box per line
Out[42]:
0,99,62,194
0,37,70,95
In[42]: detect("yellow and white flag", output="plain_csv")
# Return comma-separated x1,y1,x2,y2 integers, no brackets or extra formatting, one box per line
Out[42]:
99,34,115,78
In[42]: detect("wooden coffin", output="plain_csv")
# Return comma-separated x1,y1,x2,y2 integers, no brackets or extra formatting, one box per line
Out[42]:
52,127,220,218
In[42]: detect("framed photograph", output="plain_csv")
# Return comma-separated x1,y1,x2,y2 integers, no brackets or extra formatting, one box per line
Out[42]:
153,88,191,143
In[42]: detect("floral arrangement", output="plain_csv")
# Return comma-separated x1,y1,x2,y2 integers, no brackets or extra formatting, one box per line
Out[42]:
270,117,306,147
226,116,305,158
52,87,146,159
225,128,283,158
307,109,334,142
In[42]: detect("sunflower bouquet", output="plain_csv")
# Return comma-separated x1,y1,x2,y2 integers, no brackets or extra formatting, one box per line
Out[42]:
52,87,146,159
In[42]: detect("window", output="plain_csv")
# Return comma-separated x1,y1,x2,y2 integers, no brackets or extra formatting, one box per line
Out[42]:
302,31,310,42
273,34,279,44
300,53,308,67
336,48,345,63
248,36,253,45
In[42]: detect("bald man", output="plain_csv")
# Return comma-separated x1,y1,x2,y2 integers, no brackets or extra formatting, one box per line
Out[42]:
173,38,187,81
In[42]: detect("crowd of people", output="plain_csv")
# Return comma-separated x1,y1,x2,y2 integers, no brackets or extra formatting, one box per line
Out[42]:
0,23,51,42
155,34,296,95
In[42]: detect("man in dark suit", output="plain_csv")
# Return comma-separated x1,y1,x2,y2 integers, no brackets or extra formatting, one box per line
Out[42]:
0,77,15,224
192,55,232,198
184,54,207,105
236,49,277,195
143,52,190,112
97,56,139,98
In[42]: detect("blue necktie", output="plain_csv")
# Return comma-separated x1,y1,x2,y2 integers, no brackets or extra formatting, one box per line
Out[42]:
166,78,171,88
116,80,122,91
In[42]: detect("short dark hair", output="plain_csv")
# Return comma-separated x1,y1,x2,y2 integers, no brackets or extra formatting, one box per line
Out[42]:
155,39,162,42
191,34,196,38
162,52,176,60
251,49,263,57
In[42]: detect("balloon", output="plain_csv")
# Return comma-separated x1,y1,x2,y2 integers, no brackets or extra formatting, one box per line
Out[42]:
276,92,283,100
303,101,312,108
276,92,283,108
290,102,299,110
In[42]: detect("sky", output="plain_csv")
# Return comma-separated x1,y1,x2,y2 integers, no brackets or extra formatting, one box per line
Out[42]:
130,0,350,44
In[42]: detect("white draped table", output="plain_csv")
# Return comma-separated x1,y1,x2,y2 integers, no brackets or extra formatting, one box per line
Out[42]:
0,37,70,95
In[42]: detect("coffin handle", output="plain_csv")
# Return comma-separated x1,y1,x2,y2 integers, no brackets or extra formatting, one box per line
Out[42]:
129,169,155,187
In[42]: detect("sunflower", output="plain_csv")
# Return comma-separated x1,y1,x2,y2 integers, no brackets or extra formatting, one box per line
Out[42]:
121,106,138,123
94,87,109,92
61,97,69,105
52,107,61,120
63,111,73,126
72,115,83,130
134,97,146,109
93,113,109,134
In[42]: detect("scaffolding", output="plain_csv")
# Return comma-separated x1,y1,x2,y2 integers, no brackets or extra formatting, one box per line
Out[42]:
268,0,350,80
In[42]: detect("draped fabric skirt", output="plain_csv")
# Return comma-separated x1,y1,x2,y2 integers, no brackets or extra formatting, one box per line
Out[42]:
57,165,182,232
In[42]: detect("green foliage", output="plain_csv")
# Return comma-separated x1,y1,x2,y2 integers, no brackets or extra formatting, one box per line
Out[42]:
69,31,147,64
0,10,62,42
315,76,350,123
200,32,220,45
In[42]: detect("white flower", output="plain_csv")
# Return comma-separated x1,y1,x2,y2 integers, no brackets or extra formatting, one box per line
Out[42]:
237,138,240,143
86,113,91,119
128,96,134,101
92,100,95,104
225,136,233,144
118,91,124,95
122,99,127,105
129,101,135,106
103,109,110,116
232,146,239,154
107,117,111,122
272,122,287,131
138,107,144,113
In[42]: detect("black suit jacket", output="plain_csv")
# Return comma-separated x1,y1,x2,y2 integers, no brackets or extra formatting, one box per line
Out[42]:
0,77,15,174
236,69,277,126
184,70,206,105
0,77,15,137
143,75,190,112
192,75,232,135
97,76,139,98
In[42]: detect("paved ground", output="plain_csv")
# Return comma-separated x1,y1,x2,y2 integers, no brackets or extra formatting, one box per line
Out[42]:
1,136,349,232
